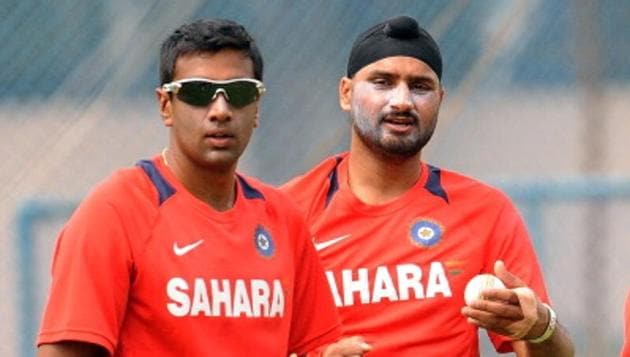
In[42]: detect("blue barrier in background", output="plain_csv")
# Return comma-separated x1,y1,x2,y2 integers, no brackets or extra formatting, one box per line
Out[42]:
495,177,630,265
15,177,630,356
15,199,75,357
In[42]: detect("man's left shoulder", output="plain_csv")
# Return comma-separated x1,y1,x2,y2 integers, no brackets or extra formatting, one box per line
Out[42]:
434,165,512,204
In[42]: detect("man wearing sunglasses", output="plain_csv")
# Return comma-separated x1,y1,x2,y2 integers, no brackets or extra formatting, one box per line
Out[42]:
282,15,574,356
36,19,347,357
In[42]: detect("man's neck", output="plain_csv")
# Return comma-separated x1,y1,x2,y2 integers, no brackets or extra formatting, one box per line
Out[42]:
164,149,237,212
347,139,422,205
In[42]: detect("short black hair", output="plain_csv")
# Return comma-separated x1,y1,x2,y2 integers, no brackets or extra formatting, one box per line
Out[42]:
159,19,263,84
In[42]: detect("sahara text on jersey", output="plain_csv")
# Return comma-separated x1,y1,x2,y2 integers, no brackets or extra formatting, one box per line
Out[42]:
325,261,453,306
167,277,285,317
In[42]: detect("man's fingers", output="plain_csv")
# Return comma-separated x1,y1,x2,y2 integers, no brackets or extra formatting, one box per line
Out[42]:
493,260,525,289
512,287,539,319
322,336,372,357
466,299,525,320
462,306,524,333
336,336,372,353
510,287,540,339
480,287,520,305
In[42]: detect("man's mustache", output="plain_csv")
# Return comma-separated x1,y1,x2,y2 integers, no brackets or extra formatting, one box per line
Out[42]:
380,111,420,123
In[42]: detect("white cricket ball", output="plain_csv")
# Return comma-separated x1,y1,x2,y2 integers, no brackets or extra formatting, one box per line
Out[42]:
464,274,506,305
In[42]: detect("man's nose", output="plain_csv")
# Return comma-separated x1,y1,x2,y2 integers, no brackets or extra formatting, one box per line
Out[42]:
389,84,413,112
206,89,232,121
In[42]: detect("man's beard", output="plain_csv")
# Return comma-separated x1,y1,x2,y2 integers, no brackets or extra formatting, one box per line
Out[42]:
351,108,436,159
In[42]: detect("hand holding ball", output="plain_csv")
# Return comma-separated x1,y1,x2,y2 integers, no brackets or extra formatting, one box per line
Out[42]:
464,274,506,305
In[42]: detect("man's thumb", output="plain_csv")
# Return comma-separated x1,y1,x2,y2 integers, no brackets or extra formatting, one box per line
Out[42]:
494,260,524,288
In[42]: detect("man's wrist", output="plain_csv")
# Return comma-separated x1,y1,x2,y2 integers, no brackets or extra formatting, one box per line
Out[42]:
527,303,557,344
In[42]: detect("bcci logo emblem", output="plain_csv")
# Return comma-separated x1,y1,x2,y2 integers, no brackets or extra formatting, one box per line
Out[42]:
410,220,443,248
254,225,275,258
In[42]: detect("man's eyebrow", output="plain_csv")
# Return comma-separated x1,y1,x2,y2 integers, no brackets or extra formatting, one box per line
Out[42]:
406,74,437,82
367,70,396,78
366,71,436,83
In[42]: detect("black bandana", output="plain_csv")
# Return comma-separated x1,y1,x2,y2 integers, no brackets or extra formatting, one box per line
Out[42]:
347,15,442,79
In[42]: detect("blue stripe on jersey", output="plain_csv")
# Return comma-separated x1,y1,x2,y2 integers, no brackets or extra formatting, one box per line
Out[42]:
136,160,176,205
424,165,449,203
325,156,344,207
237,175,265,200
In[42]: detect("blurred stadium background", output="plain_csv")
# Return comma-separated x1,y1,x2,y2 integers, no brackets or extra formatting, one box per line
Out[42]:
1,0,629,356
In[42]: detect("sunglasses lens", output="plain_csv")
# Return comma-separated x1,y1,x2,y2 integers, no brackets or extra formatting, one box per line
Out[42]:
176,82,216,107
223,81,260,108
175,80,260,108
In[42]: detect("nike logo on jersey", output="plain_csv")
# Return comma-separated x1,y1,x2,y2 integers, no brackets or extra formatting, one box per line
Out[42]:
314,234,351,251
173,239,204,256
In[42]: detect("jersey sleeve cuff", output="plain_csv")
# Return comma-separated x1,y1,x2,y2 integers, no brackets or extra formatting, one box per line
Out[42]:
37,329,115,355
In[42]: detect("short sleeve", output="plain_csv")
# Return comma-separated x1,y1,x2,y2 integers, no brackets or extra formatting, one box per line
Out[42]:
485,197,549,353
37,191,134,354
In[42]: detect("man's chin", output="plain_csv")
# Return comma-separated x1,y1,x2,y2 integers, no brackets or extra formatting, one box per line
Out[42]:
372,145,421,161
200,151,241,170
378,139,424,158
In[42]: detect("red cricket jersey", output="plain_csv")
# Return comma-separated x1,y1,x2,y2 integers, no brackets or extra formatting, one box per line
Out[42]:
38,155,341,356
281,153,550,356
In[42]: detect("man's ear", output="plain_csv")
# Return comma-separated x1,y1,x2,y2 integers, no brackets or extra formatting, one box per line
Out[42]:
156,88,173,127
339,77,353,112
